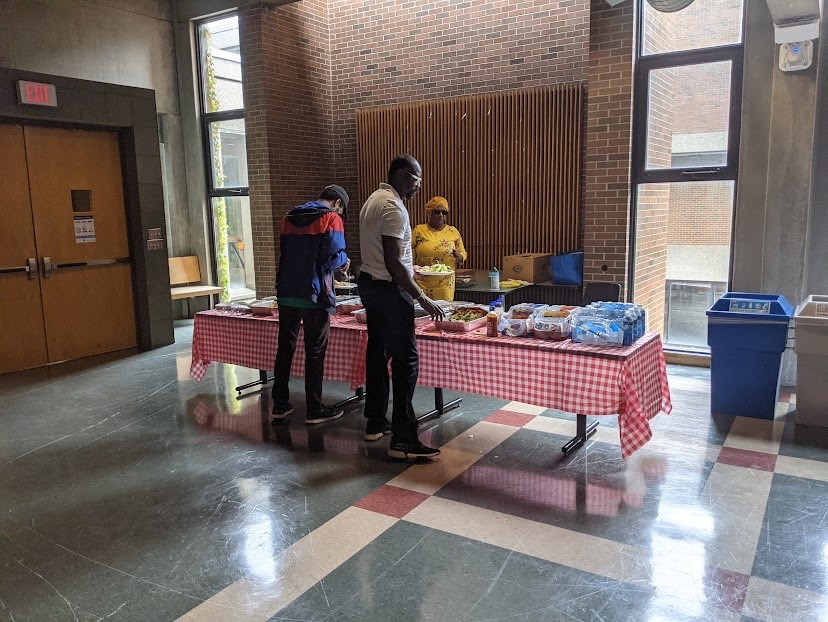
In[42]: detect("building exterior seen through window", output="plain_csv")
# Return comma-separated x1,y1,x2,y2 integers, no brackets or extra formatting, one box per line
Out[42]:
632,0,744,352
197,15,255,302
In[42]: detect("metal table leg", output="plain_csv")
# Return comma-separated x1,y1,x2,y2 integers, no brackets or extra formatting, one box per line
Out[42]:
417,388,463,425
236,370,273,397
333,386,365,409
561,414,599,456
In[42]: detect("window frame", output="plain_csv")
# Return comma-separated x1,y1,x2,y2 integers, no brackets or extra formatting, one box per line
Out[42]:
194,13,252,299
195,14,247,197
632,45,744,185
628,0,747,349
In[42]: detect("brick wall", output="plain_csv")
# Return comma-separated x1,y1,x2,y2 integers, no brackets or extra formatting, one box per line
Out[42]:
581,0,635,292
634,185,671,335
240,0,641,299
240,0,333,297
667,181,733,245
328,0,591,259
671,62,731,136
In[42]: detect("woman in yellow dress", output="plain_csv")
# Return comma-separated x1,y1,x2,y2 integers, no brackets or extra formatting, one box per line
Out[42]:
412,196,468,301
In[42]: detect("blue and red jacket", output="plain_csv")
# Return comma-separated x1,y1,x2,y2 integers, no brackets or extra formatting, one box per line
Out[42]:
276,201,348,314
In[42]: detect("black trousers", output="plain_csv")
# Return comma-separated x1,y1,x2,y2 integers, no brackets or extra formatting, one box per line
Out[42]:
272,305,330,416
357,272,419,443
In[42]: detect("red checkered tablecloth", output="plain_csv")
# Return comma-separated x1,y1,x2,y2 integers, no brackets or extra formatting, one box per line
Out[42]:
190,311,365,388
190,310,672,457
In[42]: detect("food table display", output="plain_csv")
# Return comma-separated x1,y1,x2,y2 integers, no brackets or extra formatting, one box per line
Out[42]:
190,301,672,458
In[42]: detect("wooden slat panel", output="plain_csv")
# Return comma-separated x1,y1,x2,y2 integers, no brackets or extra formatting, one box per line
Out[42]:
356,84,584,271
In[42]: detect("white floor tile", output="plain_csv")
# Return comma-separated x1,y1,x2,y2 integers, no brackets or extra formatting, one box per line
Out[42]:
502,401,548,415
386,421,518,495
175,507,396,621
723,417,785,454
743,576,828,622
699,463,773,575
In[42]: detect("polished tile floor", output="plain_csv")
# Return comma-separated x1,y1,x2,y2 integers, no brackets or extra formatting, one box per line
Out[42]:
1,321,827,621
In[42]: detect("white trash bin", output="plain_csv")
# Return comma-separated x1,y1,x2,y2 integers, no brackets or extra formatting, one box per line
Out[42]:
794,295,828,426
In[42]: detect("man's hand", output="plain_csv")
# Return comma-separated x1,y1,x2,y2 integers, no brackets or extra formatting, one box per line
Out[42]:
341,258,351,274
418,294,444,321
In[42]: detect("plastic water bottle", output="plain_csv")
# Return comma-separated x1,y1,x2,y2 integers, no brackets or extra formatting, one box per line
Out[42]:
489,267,500,290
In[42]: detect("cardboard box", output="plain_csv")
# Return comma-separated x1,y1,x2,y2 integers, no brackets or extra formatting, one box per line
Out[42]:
502,253,554,283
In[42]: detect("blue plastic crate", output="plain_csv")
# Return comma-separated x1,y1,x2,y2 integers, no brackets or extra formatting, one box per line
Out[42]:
706,293,793,419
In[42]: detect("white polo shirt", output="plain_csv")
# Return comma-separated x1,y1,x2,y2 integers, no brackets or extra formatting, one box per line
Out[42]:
358,183,414,282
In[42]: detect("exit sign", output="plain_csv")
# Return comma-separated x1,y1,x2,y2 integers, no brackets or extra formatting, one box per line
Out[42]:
16,80,57,107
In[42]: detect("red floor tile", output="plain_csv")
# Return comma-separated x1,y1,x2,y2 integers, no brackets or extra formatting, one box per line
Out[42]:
354,485,430,518
484,410,537,428
717,446,777,472
709,566,750,613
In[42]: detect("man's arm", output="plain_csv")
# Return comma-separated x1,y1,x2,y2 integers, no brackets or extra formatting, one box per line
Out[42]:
382,235,444,319
318,213,348,271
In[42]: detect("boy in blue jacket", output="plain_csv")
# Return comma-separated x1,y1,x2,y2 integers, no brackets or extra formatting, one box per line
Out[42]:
272,185,350,424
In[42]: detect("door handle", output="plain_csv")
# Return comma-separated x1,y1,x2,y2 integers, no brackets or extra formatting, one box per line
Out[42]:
39,256,130,278
0,258,37,278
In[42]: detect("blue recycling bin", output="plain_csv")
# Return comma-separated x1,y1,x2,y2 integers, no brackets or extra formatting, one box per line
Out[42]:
706,292,794,420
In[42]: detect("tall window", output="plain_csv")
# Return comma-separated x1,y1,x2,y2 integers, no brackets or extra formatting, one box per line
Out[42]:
197,14,255,301
630,0,745,351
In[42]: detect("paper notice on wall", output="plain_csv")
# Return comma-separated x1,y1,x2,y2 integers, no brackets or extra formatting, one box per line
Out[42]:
74,215,95,243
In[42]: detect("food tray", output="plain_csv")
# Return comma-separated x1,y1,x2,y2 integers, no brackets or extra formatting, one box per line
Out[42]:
251,304,277,316
434,315,488,332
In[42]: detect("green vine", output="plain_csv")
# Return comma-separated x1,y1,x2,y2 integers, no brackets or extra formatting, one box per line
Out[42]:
205,30,231,302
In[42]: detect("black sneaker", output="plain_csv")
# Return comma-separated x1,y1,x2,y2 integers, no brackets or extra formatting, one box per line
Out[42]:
388,440,441,459
306,406,344,425
364,419,392,442
271,403,294,421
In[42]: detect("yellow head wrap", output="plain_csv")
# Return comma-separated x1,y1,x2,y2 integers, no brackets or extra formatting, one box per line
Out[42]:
425,196,449,216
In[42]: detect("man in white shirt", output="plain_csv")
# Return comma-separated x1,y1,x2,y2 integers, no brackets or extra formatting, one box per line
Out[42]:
358,154,444,459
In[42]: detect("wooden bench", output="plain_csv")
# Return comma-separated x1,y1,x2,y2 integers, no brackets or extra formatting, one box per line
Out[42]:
169,256,223,312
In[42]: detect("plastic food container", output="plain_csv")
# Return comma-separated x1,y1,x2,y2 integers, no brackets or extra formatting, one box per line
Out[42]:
455,271,475,288
533,316,571,341
435,315,488,332
251,301,278,316
507,304,540,320
434,306,489,332
500,317,531,337
336,297,363,314
353,308,368,324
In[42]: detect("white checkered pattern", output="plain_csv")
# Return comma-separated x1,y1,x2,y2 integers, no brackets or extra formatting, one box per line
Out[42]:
190,311,672,457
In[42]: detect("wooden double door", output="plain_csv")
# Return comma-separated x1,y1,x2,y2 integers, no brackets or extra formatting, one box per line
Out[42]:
0,124,137,374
